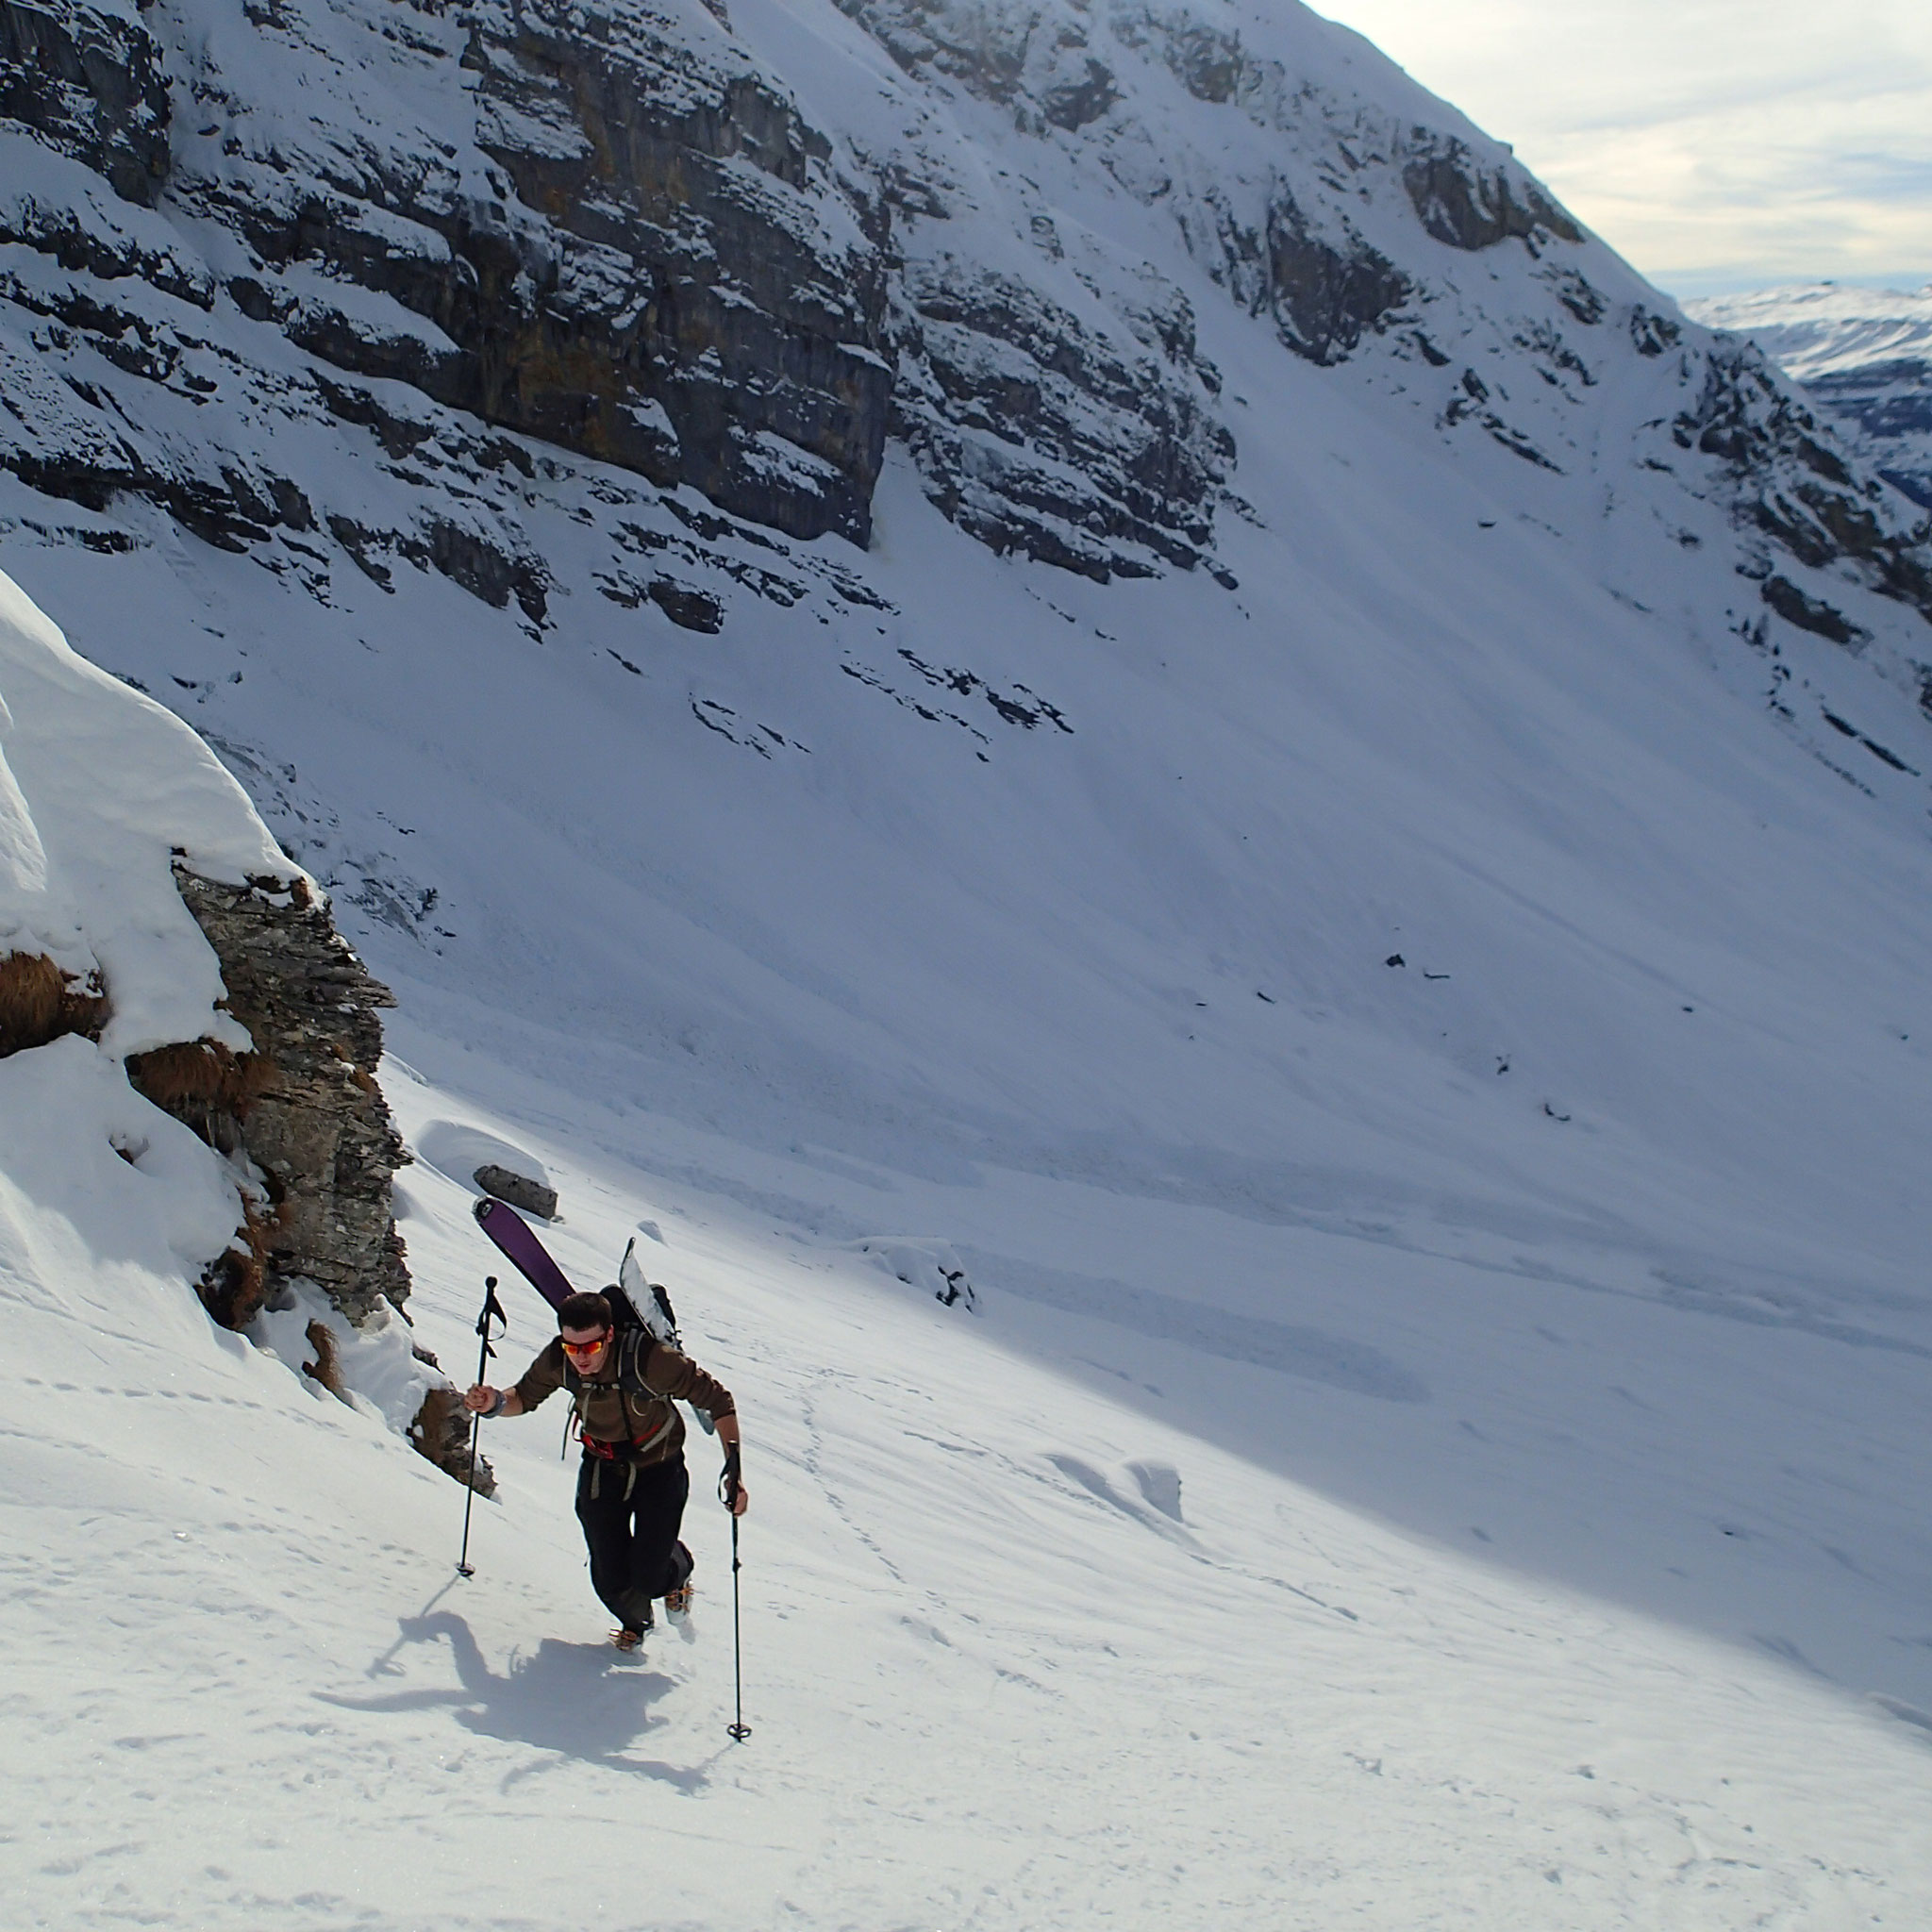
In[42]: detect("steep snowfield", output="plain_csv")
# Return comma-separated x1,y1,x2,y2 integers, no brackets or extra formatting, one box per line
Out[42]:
7,393,1932,1924
4,0,1932,1922
6,1024,1932,1930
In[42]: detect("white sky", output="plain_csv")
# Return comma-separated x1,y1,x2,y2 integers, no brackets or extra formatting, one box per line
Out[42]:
1312,0,1932,299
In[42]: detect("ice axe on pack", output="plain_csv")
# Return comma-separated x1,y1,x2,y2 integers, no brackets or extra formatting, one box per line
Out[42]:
455,1274,508,1577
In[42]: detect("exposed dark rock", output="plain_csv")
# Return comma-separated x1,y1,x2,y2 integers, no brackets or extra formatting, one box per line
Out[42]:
410,1383,497,1496
419,516,549,625
130,868,412,1326
1160,21,1244,103
9,0,898,552
826,0,1031,100
1541,268,1607,327
1761,575,1870,647
648,578,724,631
1041,59,1119,129
1265,194,1408,366
1402,136,1581,251
10,441,311,555
326,516,396,590
891,259,1232,576
1631,308,1683,358
433,0,888,542
0,193,213,308
0,0,171,206
475,1163,558,1221
1800,360,1932,512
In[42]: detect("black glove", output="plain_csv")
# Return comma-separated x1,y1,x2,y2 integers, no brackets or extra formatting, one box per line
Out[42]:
718,1444,742,1511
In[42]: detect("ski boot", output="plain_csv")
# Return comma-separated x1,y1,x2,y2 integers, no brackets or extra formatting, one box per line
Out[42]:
663,1541,695,1620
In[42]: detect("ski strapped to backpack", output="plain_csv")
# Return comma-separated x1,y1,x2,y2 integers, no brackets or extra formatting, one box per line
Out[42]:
616,1234,713,1435
472,1198,713,1432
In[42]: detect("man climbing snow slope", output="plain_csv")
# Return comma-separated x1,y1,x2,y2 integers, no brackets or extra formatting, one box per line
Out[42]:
465,1291,747,1648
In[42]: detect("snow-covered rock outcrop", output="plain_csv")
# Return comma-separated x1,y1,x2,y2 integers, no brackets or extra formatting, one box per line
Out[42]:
0,564,289,1062
0,571,410,1328
0,569,466,1466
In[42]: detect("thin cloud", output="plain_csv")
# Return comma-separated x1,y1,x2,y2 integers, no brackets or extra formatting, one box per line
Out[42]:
1313,0,1932,291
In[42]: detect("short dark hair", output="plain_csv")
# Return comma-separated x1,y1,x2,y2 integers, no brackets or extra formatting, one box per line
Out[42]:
558,1291,612,1332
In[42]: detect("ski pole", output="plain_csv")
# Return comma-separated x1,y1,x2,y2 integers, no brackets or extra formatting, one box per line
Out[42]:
722,1449,750,1741
457,1275,507,1578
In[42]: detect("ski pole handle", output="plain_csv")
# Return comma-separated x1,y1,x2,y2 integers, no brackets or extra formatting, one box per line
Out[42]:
719,1444,742,1512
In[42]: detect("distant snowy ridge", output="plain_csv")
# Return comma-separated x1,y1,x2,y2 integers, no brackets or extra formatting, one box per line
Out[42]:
1687,284,1932,383
1689,283,1932,511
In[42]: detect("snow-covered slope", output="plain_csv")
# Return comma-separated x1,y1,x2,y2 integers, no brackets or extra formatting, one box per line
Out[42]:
12,1051,1932,1930
1690,283,1932,510
5,0,1932,1923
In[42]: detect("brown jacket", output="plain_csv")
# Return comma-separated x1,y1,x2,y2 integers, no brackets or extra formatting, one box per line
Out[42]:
514,1332,736,1466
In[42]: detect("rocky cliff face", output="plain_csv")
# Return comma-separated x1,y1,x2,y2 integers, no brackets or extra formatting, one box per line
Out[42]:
2,0,892,602
8,0,1927,629
128,868,410,1327
193,0,891,542
0,0,171,206
121,867,489,1483
5,0,1932,798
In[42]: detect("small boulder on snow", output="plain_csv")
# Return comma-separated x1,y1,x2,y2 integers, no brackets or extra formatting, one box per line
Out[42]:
474,1162,558,1222
412,1119,556,1217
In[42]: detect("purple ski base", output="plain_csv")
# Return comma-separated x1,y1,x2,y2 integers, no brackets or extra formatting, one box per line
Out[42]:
474,1197,575,1312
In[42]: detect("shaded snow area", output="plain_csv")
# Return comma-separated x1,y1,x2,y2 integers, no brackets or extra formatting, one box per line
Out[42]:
7,1046,1932,1932
3,0,1932,1923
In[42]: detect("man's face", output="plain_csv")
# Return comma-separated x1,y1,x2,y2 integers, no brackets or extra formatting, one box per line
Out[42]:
560,1324,613,1374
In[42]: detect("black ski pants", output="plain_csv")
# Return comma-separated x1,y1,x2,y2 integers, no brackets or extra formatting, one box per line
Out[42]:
574,1452,691,1634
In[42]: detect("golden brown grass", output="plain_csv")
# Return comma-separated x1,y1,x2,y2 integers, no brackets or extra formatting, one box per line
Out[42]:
0,951,108,1058
125,1039,276,1116
303,1318,344,1397
125,1041,277,1158
197,1243,263,1330
196,1192,279,1330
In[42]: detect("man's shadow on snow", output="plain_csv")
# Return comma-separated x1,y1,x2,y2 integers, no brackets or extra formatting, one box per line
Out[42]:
321,1608,711,1790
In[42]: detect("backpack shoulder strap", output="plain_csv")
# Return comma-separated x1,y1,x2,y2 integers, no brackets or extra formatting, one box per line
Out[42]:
616,1326,658,1397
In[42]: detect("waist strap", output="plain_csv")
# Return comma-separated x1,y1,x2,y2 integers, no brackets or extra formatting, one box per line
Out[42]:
578,1409,675,1462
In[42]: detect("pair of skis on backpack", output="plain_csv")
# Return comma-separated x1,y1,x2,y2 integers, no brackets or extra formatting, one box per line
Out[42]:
473,1196,715,1435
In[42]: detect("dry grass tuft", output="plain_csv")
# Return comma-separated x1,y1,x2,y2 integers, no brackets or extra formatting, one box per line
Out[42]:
196,1191,277,1330
125,1040,276,1151
197,1243,263,1330
0,952,108,1058
303,1318,344,1397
